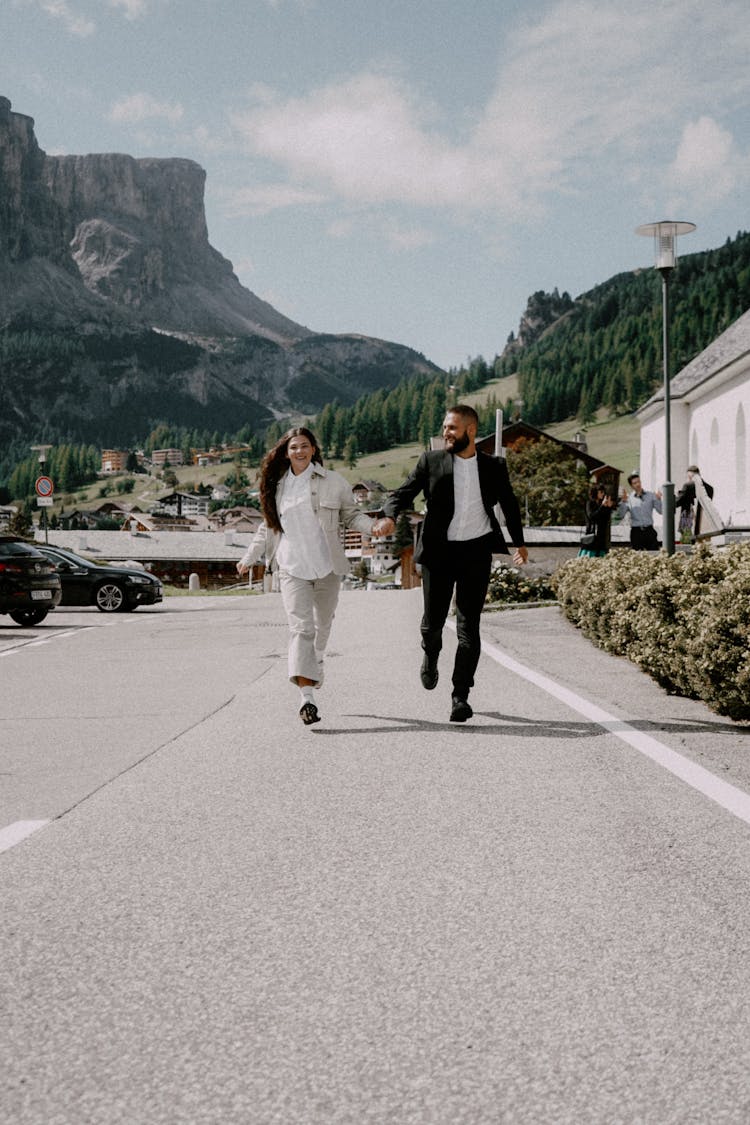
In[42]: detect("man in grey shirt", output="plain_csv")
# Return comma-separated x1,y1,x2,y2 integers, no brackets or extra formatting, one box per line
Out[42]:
618,472,662,550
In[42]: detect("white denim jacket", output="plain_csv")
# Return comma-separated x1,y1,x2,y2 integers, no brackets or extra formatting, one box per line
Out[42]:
239,464,373,576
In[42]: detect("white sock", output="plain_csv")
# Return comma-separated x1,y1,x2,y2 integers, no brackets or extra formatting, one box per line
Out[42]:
299,686,315,707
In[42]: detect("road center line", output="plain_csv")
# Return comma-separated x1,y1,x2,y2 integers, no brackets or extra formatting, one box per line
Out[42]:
476,632,750,827
0,820,50,854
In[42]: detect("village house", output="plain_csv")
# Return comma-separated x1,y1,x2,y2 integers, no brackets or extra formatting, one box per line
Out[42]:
155,490,212,519
150,448,184,467
207,506,264,534
32,528,264,590
476,420,622,497
100,449,129,473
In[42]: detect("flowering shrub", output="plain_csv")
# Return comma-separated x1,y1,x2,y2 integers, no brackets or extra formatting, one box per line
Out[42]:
486,566,556,605
553,543,750,721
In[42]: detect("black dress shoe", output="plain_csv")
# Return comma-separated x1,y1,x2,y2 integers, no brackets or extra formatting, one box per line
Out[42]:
420,653,439,690
450,696,473,723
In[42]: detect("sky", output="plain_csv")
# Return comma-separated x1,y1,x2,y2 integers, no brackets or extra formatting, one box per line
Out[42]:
4,0,750,370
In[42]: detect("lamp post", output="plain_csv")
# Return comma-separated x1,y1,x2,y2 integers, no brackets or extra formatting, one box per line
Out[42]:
635,220,696,555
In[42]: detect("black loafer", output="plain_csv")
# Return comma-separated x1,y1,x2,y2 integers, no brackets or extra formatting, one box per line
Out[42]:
449,696,473,723
420,653,439,690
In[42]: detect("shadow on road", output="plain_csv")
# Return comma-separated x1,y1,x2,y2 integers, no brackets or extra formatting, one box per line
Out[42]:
312,711,749,739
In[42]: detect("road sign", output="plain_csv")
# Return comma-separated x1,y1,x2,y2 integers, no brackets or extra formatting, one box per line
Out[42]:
35,476,54,497
36,496,53,507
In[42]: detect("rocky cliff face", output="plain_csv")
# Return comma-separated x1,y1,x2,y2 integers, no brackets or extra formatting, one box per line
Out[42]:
42,151,310,342
0,95,69,265
0,96,442,445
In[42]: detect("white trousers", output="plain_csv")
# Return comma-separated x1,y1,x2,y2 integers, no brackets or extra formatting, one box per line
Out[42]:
278,570,341,686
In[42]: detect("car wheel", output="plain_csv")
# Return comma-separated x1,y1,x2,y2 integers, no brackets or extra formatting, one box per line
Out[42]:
95,582,127,612
9,609,49,626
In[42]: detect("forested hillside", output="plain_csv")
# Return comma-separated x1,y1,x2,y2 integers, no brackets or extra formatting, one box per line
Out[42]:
495,230,750,425
298,231,750,461
4,232,749,503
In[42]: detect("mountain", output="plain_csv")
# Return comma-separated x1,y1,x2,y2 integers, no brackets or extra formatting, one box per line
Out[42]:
0,96,442,446
494,231,750,426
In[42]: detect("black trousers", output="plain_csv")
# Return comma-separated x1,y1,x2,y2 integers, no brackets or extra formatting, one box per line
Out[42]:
630,525,659,551
419,535,494,699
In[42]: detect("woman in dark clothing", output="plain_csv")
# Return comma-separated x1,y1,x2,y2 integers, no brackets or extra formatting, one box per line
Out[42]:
578,483,614,558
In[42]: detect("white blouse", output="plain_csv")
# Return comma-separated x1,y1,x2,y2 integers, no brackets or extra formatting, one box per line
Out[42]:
276,465,333,579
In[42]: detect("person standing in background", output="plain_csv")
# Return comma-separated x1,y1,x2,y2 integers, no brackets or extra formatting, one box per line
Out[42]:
676,466,714,540
578,482,614,558
618,473,662,551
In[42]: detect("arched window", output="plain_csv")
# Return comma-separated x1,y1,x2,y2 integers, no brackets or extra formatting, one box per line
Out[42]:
690,431,700,467
737,404,747,503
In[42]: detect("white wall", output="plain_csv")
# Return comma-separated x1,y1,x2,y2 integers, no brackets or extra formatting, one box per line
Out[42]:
639,365,750,529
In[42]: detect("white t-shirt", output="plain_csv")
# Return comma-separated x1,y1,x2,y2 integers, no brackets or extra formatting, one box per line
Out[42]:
447,454,492,542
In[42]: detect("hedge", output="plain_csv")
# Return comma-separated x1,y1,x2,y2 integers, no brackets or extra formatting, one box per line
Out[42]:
486,566,556,605
552,543,750,722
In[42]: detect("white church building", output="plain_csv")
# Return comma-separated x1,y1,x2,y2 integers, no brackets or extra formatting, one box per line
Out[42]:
636,306,750,536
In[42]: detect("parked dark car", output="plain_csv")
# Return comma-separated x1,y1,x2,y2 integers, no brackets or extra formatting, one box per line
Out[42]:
35,545,163,612
0,536,62,625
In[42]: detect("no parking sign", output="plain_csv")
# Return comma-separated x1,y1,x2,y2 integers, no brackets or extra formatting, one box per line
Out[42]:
35,476,54,497
35,476,54,506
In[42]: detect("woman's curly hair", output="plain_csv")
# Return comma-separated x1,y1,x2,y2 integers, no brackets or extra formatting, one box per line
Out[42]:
259,427,324,532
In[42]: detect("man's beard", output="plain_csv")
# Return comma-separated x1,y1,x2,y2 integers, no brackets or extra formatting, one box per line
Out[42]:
448,432,470,454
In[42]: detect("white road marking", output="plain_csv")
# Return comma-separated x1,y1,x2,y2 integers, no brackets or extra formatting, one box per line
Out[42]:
0,628,84,657
479,634,750,827
0,820,50,854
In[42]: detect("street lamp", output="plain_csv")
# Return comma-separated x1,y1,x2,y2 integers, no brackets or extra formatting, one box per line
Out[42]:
635,220,696,555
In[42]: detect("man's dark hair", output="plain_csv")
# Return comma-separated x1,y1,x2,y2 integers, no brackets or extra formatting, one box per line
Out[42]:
448,404,479,428
627,472,641,485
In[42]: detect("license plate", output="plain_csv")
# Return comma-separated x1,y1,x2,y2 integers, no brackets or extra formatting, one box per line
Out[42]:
31,590,52,600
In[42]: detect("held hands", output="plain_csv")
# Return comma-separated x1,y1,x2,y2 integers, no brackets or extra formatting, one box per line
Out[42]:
371,517,396,538
236,561,249,577
513,546,529,565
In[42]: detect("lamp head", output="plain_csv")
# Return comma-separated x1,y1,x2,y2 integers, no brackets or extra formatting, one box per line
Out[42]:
636,221,696,271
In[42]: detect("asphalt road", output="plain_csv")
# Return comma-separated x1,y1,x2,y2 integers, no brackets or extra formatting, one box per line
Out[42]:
2,590,750,1124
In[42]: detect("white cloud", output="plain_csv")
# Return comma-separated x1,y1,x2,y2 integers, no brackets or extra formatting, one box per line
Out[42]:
108,0,148,17
22,0,158,34
231,73,473,208
229,0,750,227
34,0,95,36
109,93,184,126
667,116,739,206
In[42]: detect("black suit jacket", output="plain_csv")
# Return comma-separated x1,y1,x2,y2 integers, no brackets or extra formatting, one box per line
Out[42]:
383,449,525,565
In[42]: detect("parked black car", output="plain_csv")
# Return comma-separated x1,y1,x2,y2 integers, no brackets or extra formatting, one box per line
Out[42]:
35,545,163,612
0,536,62,625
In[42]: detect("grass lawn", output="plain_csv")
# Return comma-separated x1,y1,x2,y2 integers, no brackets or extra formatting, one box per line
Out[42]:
545,411,640,476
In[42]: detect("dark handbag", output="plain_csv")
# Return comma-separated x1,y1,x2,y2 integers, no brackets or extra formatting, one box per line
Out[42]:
580,531,596,547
